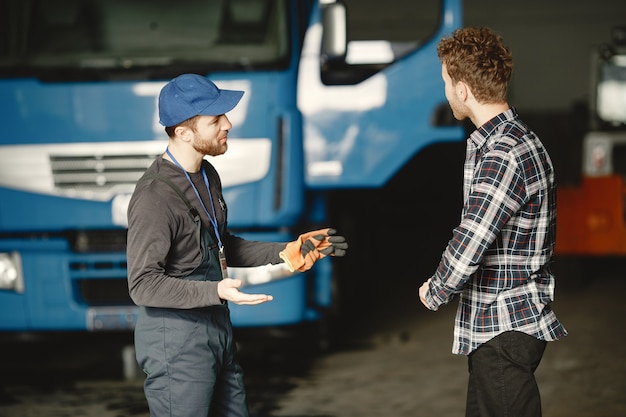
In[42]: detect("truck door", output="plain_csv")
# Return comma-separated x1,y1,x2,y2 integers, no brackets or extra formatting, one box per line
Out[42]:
299,0,465,190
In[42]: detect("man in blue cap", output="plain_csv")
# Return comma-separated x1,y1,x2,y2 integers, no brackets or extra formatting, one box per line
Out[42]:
126,73,347,417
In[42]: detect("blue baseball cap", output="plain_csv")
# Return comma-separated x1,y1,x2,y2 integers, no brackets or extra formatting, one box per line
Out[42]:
158,74,244,127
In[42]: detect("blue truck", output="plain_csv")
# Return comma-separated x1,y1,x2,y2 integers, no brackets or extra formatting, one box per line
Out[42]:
0,0,464,336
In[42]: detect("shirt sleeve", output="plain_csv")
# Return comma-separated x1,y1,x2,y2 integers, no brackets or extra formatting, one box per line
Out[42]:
425,149,528,310
223,231,285,267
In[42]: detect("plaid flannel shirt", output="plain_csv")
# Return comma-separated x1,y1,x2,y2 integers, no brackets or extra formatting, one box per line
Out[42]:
424,108,568,355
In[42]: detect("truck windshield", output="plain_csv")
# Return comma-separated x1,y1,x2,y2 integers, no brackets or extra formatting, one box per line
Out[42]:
0,0,290,80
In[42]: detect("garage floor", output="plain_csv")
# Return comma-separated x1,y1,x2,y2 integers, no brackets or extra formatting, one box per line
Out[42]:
267,268,626,417
0,263,624,417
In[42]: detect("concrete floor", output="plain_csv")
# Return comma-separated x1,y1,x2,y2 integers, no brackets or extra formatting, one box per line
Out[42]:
0,266,624,417
269,270,626,417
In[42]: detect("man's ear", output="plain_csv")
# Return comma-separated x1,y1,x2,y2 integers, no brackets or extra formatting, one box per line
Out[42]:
456,81,468,101
174,125,193,142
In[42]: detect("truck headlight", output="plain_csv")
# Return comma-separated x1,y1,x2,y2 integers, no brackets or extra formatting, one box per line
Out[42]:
0,252,25,293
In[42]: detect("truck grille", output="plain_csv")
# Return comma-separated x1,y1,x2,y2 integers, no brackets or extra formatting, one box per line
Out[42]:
68,230,128,253
77,278,133,307
68,253,132,306
50,153,159,191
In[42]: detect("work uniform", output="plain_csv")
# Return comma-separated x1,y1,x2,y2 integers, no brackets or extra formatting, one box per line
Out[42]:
127,156,284,417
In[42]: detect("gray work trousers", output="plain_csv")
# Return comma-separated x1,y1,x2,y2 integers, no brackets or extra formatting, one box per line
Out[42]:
135,305,248,417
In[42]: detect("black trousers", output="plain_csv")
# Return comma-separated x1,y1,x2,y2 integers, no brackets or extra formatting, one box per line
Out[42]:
465,331,547,417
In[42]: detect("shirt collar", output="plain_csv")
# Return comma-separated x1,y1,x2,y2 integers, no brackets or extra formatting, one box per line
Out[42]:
468,107,518,150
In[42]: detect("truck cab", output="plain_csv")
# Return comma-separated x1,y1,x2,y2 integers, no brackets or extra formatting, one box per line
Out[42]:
0,0,464,334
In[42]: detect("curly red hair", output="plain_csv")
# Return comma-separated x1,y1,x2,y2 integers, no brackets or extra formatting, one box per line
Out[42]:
437,27,513,104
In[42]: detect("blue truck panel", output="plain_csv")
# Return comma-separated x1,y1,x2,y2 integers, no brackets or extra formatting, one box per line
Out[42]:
0,0,464,332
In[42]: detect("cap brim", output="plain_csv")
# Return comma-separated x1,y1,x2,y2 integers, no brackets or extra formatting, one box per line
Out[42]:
198,89,244,116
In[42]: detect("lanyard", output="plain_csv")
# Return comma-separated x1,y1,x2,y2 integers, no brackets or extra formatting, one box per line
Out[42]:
165,148,223,249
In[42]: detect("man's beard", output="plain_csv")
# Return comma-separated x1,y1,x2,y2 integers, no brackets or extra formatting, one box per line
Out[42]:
193,137,227,156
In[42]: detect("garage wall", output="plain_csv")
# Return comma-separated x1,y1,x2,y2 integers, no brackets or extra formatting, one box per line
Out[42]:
342,0,626,112
464,0,626,112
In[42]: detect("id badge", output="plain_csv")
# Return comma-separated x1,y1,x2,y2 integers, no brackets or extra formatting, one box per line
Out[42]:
219,247,229,279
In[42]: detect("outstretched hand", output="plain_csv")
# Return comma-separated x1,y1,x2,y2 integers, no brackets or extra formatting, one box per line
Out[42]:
218,278,273,305
279,227,349,272
301,229,348,258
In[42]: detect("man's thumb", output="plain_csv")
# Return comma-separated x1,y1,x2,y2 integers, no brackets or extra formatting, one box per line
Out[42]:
224,278,242,288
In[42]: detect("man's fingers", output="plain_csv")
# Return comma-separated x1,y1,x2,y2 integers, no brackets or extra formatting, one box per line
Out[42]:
319,244,347,257
236,294,274,305
332,247,347,257
320,246,333,256
302,233,330,256
219,278,274,305
323,246,347,257
301,239,316,256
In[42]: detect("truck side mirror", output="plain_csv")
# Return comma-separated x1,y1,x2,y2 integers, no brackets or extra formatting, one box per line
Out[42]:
321,2,347,63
